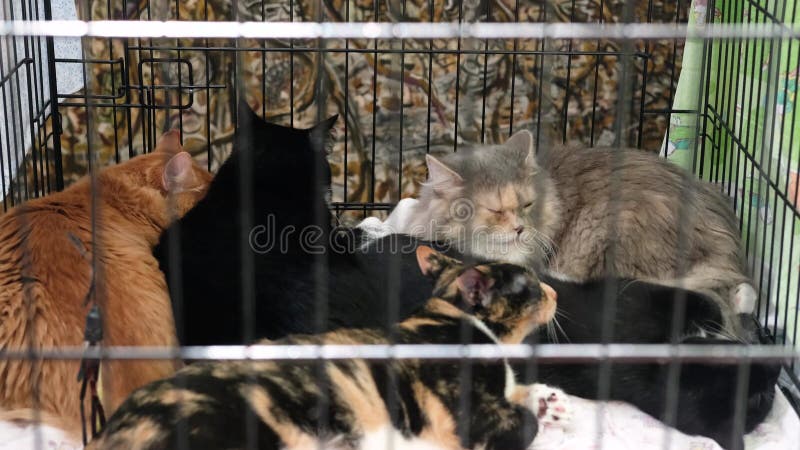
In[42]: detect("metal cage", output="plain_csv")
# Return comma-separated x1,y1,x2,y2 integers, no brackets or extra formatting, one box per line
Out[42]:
0,0,799,447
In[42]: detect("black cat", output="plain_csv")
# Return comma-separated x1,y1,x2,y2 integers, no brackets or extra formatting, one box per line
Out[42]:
155,100,428,345
154,100,778,450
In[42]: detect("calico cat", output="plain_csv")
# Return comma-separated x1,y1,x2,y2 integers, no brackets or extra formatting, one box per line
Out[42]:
154,102,777,448
368,131,755,334
360,237,778,449
90,246,559,450
0,130,212,434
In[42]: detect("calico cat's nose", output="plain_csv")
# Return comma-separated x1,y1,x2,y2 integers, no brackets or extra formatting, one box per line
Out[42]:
540,282,557,303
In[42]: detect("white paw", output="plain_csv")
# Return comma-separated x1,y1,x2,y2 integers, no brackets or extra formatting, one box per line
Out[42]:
733,283,757,314
529,384,572,428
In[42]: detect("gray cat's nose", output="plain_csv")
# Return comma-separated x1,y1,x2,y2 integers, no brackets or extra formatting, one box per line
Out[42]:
515,225,524,235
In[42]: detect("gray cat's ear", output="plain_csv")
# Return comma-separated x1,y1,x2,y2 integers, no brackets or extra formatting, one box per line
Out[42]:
425,155,463,193
505,130,537,168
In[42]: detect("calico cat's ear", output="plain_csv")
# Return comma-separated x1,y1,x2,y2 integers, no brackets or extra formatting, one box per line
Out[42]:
456,268,494,308
425,155,463,194
155,129,182,155
505,130,537,168
416,245,459,279
163,152,202,193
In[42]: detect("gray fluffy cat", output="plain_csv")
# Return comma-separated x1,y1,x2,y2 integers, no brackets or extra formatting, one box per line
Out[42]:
362,131,755,331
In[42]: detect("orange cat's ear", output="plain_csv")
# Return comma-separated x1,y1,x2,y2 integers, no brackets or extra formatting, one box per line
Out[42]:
155,129,183,155
162,152,200,193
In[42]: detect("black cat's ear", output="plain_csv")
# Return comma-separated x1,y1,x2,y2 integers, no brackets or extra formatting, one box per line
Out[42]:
236,97,260,129
314,114,338,132
416,245,459,280
309,114,338,153
505,130,538,168
456,268,494,308
424,155,463,195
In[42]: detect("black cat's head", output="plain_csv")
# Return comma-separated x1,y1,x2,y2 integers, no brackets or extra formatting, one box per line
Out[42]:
209,99,337,220
415,246,557,343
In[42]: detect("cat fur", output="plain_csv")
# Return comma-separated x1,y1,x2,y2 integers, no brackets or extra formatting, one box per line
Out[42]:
0,131,212,434
90,247,557,450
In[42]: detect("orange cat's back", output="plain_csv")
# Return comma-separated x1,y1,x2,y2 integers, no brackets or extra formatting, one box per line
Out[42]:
0,130,212,436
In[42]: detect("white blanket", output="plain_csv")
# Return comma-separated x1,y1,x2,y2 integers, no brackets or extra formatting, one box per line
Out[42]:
0,388,795,450
533,388,797,450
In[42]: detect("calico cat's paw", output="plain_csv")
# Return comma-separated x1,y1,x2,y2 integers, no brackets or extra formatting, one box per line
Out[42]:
528,384,572,427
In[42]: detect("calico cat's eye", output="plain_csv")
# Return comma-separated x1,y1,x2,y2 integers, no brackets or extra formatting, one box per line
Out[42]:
486,208,502,215
523,202,533,209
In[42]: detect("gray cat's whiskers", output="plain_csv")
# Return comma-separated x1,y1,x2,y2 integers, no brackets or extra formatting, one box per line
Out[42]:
525,229,557,265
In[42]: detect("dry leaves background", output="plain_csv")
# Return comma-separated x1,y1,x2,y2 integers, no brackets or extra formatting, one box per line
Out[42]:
8,0,687,218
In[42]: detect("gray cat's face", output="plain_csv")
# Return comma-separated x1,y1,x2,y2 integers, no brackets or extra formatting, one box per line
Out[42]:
422,131,560,267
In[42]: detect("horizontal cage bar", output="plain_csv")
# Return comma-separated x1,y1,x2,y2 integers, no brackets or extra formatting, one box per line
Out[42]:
0,21,797,40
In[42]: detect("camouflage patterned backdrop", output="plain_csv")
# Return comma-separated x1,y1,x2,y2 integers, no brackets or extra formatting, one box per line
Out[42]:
9,0,688,217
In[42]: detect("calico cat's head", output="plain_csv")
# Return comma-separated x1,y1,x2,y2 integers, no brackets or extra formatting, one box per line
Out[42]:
206,99,337,224
415,246,557,343
419,131,560,267
102,130,212,227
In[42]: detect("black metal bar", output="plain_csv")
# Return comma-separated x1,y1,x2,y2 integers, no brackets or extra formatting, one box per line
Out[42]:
709,0,730,186
561,0,576,143
21,3,40,198
44,0,64,191
424,0,433,154
705,106,800,220
33,29,47,196
125,44,654,58
661,0,684,158
534,4,546,151
204,0,211,170
342,0,350,202
508,0,519,137
479,0,489,143
589,0,605,147
369,0,378,202
121,0,135,159
453,0,464,149
8,0,30,203
397,0,406,202
757,0,788,339
636,0,655,149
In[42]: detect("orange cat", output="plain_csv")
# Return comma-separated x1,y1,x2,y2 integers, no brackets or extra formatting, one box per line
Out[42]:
0,130,212,436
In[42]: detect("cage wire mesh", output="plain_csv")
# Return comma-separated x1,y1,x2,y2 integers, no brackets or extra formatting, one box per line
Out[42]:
0,0,799,447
